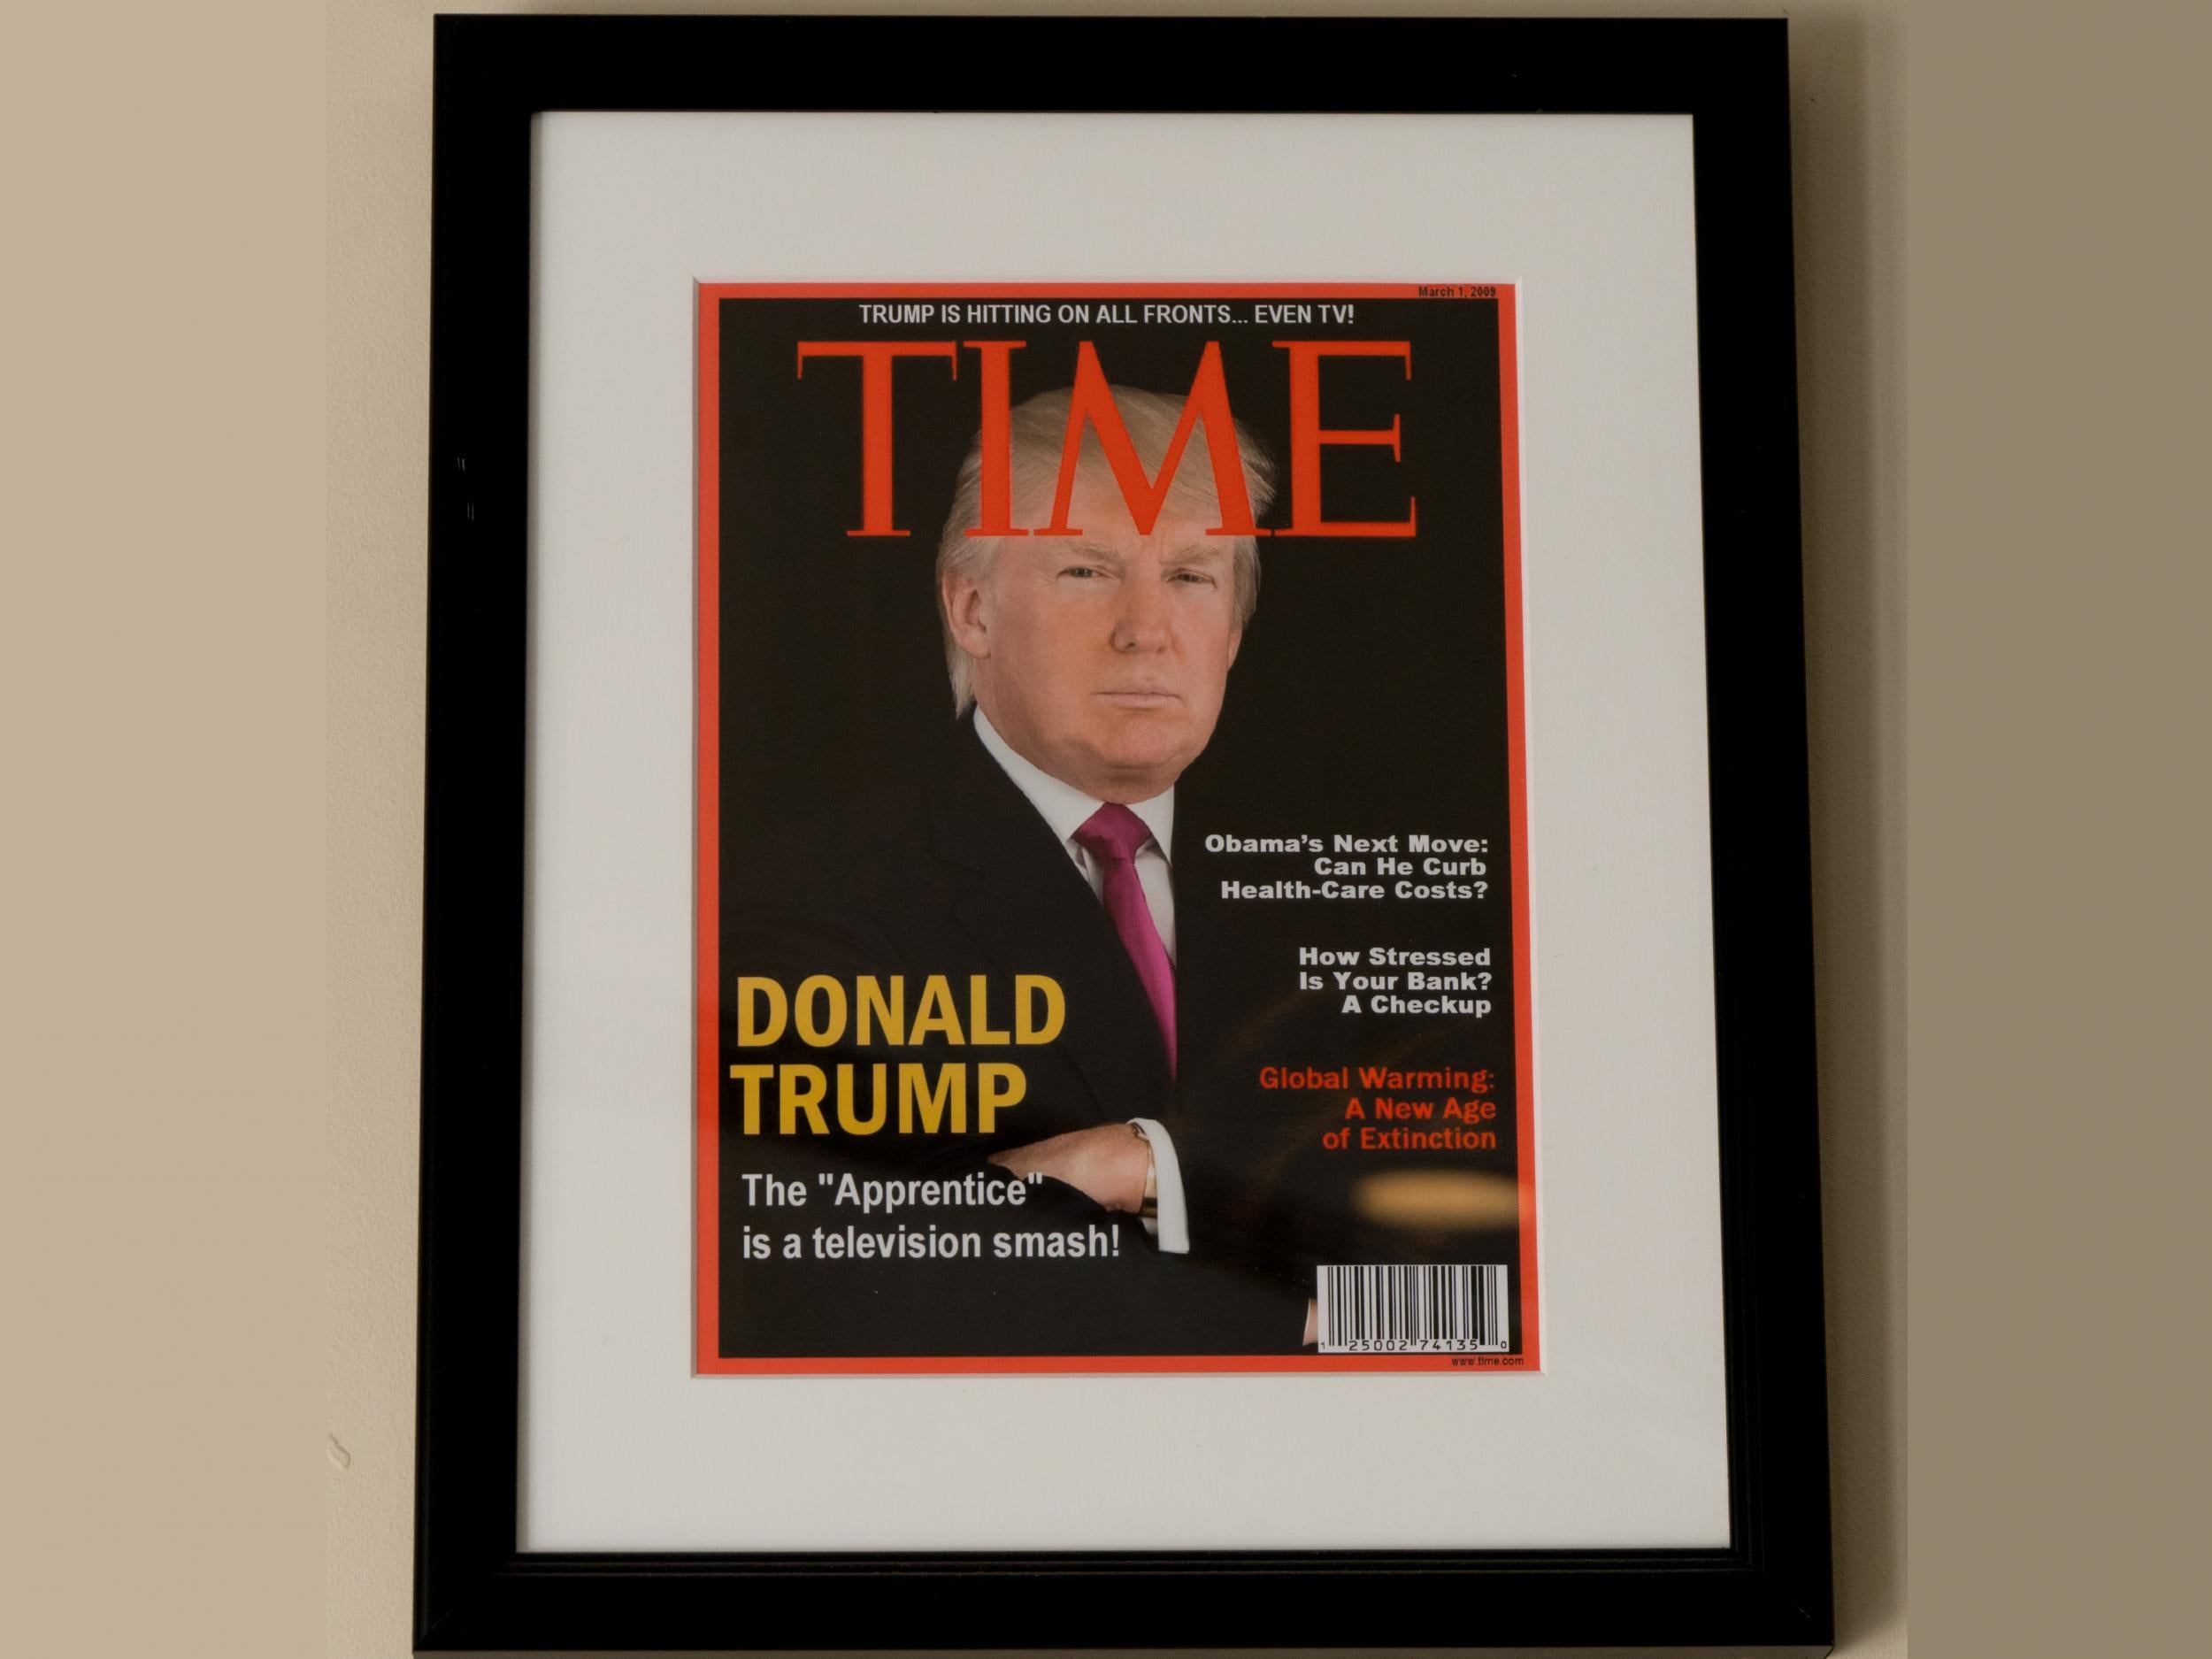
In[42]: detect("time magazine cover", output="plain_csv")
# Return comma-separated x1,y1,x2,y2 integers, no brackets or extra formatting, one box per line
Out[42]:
695,284,1533,1373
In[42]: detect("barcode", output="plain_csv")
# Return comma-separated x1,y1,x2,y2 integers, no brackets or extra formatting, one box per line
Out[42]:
1316,1263,1510,1354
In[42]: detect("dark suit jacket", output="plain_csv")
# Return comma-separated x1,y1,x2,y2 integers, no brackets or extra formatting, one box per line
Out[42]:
716,710,1315,1358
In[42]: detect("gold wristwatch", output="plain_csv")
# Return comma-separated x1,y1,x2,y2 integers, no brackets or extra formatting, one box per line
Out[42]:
1128,1120,1159,1220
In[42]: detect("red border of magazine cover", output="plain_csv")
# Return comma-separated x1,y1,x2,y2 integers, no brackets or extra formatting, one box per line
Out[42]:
692,282,1535,1375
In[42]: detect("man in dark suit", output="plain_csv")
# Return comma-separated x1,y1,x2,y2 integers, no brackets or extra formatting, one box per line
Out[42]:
718,383,1322,1358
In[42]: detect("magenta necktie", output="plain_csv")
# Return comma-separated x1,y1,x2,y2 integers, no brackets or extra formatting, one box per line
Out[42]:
1073,803,1177,1075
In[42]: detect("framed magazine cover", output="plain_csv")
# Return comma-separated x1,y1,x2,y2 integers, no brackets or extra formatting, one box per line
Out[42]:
416,14,1831,1655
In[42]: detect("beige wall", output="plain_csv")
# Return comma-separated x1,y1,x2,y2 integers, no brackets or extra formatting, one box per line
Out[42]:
14,0,2210,1655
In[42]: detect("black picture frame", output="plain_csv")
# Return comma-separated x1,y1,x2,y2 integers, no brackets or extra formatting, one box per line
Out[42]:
417,14,1829,1654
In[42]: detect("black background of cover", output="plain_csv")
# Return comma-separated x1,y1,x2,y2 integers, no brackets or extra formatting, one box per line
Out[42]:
711,293,1524,1350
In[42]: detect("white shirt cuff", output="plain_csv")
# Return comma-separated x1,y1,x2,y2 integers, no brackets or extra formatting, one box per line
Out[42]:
1128,1117,1190,1255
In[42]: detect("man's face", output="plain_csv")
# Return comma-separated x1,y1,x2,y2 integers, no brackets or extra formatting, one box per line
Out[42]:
949,470,1243,803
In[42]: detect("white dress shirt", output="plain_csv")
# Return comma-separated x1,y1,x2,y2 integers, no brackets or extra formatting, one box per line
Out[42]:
972,707,1192,1254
